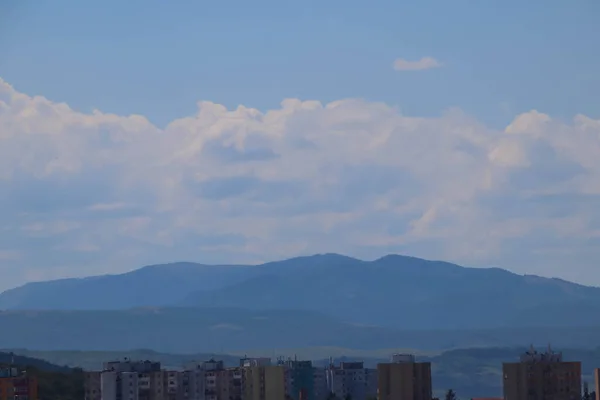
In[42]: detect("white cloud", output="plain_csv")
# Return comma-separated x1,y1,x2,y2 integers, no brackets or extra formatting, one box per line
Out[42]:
393,57,442,71
1,77,600,289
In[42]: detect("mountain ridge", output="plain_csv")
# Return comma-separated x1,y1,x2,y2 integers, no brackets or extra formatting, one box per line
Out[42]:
1,253,598,330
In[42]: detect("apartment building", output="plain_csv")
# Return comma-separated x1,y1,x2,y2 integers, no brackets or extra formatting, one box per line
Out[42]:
243,365,285,400
503,347,581,400
204,359,243,400
86,371,102,400
377,354,432,400
241,358,272,368
0,367,38,400
181,362,206,400
284,360,328,400
326,361,377,400
85,359,204,400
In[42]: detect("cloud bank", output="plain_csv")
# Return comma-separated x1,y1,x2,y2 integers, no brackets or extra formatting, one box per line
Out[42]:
1,78,600,289
393,57,442,71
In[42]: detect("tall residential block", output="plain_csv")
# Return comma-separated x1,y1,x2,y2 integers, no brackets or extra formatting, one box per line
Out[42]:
284,360,327,400
203,359,242,400
377,354,432,400
243,365,286,400
326,361,377,400
503,347,581,400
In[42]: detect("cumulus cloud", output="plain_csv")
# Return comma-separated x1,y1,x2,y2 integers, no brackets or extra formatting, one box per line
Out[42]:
1,77,600,289
393,57,442,71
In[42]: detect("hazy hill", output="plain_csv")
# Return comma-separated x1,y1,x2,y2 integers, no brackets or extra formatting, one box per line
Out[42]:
0,350,72,372
2,254,600,329
4,348,241,371
0,262,253,310
1,308,600,353
181,254,600,329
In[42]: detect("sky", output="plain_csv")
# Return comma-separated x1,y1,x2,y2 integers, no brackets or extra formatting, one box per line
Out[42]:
0,0,599,290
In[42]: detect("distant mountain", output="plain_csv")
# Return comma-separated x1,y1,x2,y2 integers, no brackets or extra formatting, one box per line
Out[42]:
182,254,600,329
2,254,600,329
0,262,255,310
1,307,600,353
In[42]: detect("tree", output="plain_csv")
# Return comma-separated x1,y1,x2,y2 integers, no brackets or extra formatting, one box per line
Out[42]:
445,389,457,400
584,383,596,400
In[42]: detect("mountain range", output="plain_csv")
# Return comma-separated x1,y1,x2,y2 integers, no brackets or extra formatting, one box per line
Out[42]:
1,254,598,331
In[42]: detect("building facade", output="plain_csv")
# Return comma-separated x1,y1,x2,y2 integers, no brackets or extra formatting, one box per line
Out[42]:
86,359,203,400
326,361,377,400
377,354,432,400
0,368,38,400
284,360,327,400
204,359,242,400
503,347,581,400
243,365,286,400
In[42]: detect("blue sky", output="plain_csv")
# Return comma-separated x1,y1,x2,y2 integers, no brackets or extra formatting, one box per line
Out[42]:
2,0,599,127
0,0,599,290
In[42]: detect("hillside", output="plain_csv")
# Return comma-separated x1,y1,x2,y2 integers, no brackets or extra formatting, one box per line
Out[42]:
1,308,600,352
2,254,600,329
0,262,253,310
